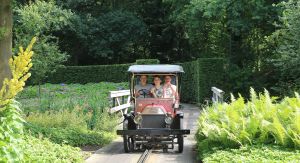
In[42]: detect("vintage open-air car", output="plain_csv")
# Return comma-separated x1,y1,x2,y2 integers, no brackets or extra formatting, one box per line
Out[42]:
116,65,190,153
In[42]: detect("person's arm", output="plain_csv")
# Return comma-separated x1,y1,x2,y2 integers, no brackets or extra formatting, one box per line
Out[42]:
150,87,157,98
134,85,140,97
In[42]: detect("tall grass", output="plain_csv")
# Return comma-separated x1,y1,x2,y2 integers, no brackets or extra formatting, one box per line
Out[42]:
197,88,300,158
19,82,127,147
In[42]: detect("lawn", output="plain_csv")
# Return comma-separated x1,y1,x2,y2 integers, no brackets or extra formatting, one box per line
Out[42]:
18,82,128,161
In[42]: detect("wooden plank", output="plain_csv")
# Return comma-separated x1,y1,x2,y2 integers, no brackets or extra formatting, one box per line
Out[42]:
110,103,131,113
211,87,224,96
110,90,130,98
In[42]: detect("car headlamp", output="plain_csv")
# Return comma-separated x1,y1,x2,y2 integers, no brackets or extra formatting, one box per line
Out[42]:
134,112,142,125
165,112,173,125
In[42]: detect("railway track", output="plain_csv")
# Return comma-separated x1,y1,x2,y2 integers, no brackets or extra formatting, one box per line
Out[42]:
137,149,152,163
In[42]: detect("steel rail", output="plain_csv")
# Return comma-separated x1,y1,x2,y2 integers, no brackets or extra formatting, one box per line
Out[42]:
137,149,152,163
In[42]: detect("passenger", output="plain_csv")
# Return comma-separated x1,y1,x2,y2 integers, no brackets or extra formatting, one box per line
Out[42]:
163,75,179,107
134,75,152,98
150,75,163,98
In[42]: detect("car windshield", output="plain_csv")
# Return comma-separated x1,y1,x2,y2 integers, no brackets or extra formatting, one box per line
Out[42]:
133,74,177,99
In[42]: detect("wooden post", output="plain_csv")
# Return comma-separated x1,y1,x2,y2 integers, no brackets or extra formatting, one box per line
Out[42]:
0,0,12,88
211,87,225,103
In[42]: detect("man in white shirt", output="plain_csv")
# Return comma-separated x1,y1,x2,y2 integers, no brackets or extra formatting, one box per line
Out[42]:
163,76,179,108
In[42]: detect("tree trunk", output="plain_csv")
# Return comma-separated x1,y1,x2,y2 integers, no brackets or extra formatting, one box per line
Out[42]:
0,0,12,88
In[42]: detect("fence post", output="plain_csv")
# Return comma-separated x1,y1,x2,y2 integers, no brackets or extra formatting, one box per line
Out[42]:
211,87,225,103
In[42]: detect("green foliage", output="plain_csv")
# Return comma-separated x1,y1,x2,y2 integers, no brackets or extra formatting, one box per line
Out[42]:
46,64,132,84
25,107,90,130
268,0,300,95
22,135,84,162
18,82,127,129
25,123,115,147
86,10,148,62
14,0,73,84
181,58,224,103
0,101,24,162
135,59,160,65
196,88,300,160
17,82,121,153
202,145,300,163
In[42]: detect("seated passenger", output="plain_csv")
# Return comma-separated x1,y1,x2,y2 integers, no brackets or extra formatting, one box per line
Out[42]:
163,75,179,107
150,75,163,98
134,75,152,98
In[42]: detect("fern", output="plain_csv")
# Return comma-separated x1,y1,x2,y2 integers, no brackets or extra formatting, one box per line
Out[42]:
196,88,300,156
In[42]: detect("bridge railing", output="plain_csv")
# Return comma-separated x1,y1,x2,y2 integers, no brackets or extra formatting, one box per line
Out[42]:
109,90,131,114
211,87,225,103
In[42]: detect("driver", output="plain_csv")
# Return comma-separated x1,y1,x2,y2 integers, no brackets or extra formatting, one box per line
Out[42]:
134,75,152,98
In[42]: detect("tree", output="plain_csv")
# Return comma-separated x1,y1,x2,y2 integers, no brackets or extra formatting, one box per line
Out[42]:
268,0,300,95
174,0,283,95
14,0,72,84
0,0,12,88
85,10,148,64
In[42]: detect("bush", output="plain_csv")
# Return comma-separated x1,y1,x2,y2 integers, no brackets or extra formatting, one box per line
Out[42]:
135,59,160,64
23,135,84,162
196,88,300,159
46,59,160,84
46,64,132,84
181,58,224,103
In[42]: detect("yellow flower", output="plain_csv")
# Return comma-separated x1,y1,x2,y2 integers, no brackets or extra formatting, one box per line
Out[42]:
0,37,36,109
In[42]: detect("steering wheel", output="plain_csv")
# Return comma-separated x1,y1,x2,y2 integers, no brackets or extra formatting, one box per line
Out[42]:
138,89,149,98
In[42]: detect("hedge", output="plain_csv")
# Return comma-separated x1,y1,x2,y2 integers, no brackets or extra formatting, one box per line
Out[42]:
46,59,160,84
135,59,159,64
46,63,132,84
46,58,224,103
181,58,224,103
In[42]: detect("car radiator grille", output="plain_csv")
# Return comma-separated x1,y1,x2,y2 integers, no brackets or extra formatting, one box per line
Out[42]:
141,115,166,128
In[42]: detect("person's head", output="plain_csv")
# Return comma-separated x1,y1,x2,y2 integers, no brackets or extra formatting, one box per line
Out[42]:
164,75,172,84
153,75,161,86
139,75,147,85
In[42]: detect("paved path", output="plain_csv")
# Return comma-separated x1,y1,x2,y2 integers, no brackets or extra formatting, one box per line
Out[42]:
86,104,200,163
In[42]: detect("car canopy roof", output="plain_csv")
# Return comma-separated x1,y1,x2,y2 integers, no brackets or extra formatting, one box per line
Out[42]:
128,65,184,73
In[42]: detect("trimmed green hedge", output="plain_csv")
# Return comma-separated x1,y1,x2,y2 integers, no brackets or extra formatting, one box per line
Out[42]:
181,58,224,103
46,59,160,84
46,58,224,103
46,63,132,84
136,59,160,64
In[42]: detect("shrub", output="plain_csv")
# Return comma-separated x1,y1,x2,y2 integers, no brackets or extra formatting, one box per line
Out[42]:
196,88,300,159
181,58,224,103
135,59,160,64
46,64,132,84
22,135,84,162
0,38,35,162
